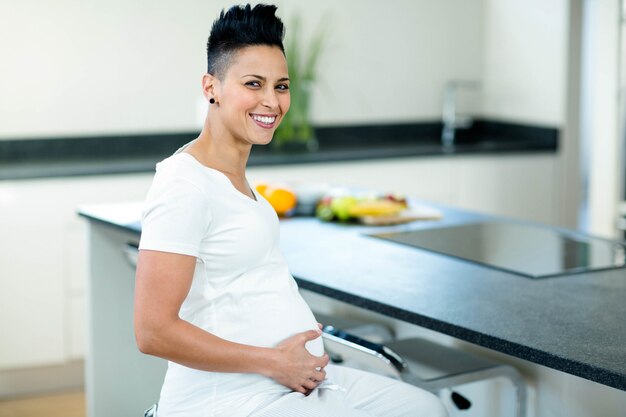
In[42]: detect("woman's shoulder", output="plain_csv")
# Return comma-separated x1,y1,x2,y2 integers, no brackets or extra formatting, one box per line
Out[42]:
144,154,215,204
154,153,218,190
156,152,199,176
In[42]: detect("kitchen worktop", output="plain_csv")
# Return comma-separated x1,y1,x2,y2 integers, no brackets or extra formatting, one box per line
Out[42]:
0,140,553,180
1,120,556,180
78,200,626,392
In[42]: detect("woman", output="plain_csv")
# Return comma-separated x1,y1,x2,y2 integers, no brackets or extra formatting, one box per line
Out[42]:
134,4,447,417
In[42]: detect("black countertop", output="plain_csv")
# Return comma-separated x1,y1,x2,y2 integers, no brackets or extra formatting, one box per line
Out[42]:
1,120,557,180
78,199,626,391
0,141,554,180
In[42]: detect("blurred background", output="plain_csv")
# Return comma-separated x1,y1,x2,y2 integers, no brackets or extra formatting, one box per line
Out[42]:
0,0,625,416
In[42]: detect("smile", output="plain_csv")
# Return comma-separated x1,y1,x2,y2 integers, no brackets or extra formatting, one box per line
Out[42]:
250,113,277,128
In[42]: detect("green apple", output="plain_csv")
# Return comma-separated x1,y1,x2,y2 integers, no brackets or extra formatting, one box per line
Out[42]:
330,196,358,221
315,204,335,222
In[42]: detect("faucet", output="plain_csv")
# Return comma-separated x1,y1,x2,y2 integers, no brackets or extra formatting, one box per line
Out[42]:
441,80,480,149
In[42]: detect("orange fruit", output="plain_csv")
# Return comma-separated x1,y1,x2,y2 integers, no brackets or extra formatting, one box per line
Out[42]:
264,187,297,215
254,182,270,198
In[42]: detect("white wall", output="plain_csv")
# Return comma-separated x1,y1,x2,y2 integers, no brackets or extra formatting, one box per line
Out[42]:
276,0,484,125
0,0,226,139
580,0,622,238
481,0,568,125
0,0,484,139
1,0,574,139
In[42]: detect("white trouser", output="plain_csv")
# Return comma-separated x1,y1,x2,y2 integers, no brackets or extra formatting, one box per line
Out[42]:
248,364,448,417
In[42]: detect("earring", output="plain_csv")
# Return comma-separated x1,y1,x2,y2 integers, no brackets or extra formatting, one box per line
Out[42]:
209,98,215,104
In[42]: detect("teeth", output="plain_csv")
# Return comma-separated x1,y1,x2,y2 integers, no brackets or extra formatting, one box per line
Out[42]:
252,115,276,124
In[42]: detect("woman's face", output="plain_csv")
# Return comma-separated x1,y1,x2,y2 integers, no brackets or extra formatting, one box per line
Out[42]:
212,45,290,146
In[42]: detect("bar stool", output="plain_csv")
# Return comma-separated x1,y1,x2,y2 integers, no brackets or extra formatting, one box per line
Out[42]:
322,325,527,417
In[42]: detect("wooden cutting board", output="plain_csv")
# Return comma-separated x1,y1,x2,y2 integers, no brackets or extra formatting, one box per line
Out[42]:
357,205,443,226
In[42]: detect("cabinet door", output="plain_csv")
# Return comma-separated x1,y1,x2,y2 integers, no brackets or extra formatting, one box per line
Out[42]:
0,174,153,369
0,182,66,368
86,222,166,417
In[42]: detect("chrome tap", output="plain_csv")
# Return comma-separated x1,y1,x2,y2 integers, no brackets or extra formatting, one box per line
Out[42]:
441,80,480,149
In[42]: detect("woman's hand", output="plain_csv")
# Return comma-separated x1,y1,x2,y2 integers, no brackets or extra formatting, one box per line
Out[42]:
269,329,330,394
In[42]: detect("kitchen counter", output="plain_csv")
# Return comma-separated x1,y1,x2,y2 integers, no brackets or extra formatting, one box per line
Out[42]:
0,141,553,180
79,200,626,392
1,120,556,180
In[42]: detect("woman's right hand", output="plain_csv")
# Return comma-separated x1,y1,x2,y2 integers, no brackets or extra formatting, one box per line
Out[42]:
269,329,330,394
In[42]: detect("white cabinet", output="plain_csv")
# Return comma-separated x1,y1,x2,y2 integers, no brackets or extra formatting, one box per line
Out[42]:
0,194,65,368
84,220,166,417
0,174,153,370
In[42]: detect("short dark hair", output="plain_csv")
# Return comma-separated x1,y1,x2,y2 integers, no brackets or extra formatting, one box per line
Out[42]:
206,4,285,79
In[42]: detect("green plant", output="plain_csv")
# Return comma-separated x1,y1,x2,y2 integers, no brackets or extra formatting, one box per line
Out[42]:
273,14,328,148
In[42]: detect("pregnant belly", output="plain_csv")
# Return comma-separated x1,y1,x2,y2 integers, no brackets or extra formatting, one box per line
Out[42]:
214,290,325,357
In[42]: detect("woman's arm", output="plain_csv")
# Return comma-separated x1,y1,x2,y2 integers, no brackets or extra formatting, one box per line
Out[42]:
134,249,328,393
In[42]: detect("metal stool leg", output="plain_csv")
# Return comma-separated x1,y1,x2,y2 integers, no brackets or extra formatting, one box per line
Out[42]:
498,365,527,417
406,364,526,417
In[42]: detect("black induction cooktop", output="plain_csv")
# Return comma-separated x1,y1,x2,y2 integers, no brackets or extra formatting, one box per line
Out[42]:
371,221,626,278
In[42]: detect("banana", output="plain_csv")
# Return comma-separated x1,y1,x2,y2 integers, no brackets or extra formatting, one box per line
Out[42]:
347,200,406,217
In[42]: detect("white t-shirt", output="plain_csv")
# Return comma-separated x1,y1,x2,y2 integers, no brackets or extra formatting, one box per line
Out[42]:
139,151,325,417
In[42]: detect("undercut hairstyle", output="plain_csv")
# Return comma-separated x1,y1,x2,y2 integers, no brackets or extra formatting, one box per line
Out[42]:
206,4,286,79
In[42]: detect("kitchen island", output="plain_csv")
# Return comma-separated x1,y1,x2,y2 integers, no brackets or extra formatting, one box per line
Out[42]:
79,200,626,416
